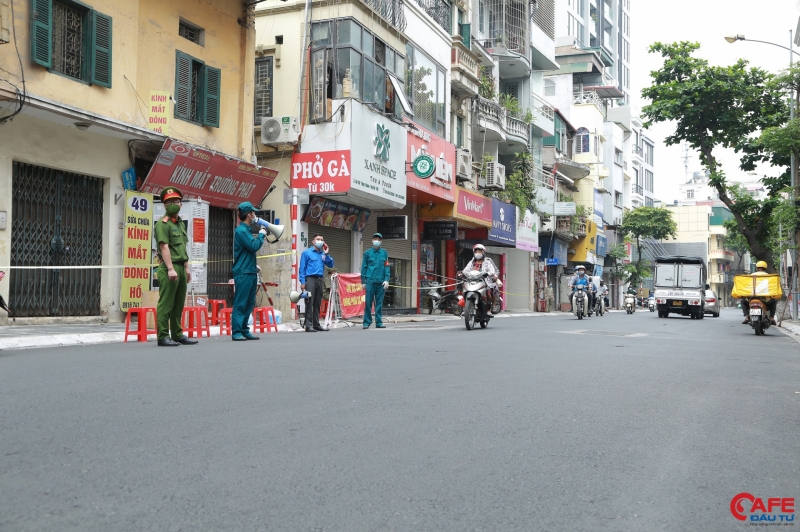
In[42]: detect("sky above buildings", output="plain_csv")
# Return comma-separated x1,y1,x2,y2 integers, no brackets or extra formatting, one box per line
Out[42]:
630,0,797,204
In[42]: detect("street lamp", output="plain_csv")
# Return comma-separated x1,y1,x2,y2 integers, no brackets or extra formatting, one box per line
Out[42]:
726,31,799,320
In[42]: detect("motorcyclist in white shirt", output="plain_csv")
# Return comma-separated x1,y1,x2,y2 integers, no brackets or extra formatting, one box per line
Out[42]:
460,244,500,316
597,280,609,311
569,265,595,315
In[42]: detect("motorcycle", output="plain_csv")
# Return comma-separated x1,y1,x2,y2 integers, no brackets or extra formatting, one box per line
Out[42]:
595,293,606,316
572,287,588,320
648,297,656,312
461,270,501,330
426,280,463,316
624,293,637,314
747,298,772,336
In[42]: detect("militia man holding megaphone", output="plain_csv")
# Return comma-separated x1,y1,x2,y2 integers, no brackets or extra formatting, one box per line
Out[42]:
231,202,268,341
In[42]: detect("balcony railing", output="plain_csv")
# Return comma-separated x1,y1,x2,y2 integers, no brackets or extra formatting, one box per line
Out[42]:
532,166,554,189
634,184,644,195
451,44,480,81
475,96,504,126
573,88,603,110
633,145,644,157
360,0,407,30
505,114,529,141
412,0,451,33
531,91,554,122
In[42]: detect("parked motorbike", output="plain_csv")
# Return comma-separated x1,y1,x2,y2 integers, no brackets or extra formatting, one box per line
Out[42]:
648,297,655,312
461,270,500,330
747,298,772,336
426,280,463,316
624,293,637,314
573,287,588,320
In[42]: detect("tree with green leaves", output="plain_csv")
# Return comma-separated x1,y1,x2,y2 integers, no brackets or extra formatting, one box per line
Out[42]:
487,152,537,213
641,42,787,272
618,207,678,287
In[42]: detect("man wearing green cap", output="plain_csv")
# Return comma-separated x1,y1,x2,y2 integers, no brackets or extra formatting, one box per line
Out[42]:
232,202,267,341
361,232,390,329
154,187,198,346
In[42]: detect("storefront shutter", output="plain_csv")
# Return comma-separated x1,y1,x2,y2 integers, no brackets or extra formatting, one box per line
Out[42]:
362,203,413,260
315,226,352,274
90,11,112,88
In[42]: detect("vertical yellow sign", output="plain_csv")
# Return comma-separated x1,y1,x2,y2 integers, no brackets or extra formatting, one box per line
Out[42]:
120,190,154,311
148,91,170,135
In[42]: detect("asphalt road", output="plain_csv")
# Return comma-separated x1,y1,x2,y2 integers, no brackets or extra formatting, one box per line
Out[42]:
1,309,798,531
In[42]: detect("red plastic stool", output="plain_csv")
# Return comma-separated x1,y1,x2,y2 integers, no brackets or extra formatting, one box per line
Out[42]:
125,307,157,342
208,299,227,325
181,306,210,338
252,306,278,333
219,308,233,336
320,299,329,316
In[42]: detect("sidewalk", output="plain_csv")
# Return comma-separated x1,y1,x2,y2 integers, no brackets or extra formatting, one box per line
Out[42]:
0,311,560,351
778,320,800,344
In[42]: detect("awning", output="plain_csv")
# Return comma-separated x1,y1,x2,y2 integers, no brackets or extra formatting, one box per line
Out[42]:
582,86,625,99
140,139,279,209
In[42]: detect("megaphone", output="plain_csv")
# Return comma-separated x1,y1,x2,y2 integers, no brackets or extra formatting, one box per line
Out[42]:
254,217,285,243
290,290,311,304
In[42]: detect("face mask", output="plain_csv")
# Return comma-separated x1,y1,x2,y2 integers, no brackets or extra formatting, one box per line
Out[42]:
578,272,585,276
165,204,181,216
314,240,324,249
372,240,381,248
474,253,484,260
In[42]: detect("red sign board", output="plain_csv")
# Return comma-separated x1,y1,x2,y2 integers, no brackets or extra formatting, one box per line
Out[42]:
140,139,278,209
337,273,365,318
456,187,492,225
291,150,352,194
405,121,455,202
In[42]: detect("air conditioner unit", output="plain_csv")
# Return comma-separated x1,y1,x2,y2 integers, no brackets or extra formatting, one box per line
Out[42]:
484,161,505,190
613,216,622,226
456,149,472,183
261,116,298,146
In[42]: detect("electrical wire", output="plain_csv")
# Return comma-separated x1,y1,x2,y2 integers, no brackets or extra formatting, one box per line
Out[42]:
0,0,28,124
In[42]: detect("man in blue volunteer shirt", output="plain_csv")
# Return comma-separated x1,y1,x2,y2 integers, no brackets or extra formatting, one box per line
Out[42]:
299,233,334,332
361,232,390,329
232,202,267,341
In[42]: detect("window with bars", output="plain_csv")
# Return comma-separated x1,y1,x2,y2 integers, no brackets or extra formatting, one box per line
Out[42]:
254,57,273,125
179,19,204,46
575,127,590,154
175,51,221,127
30,0,113,87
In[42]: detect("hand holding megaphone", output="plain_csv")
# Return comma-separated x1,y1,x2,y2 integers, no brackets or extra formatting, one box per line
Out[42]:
252,215,285,243
290,290,311,304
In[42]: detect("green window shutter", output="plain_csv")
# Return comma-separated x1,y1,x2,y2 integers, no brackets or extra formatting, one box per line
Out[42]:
90,11,113,88
30,0,53,68
203,66,221,128
174,51,193,120
460,23,470,50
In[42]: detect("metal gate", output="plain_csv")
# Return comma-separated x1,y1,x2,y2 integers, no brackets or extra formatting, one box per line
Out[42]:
9,162,104,317
206,206,235,305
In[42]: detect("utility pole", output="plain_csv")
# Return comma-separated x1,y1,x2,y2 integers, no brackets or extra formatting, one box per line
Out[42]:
682,142,690,184
791,29,798,321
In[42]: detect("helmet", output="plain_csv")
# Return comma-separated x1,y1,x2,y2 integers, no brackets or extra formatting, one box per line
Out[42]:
756,261,768,270
576,265,586,271
473,244,486,252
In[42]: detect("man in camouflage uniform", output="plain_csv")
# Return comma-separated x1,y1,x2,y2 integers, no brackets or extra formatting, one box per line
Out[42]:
154,187,198,347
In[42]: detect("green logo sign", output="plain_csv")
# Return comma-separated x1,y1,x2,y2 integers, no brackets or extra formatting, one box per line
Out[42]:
374,124,391,162
412,154,435,179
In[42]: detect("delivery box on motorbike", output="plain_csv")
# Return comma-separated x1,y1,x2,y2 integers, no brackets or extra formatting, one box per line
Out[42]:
731,274,782,299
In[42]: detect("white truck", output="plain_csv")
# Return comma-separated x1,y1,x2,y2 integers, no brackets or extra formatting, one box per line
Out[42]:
653,256,707,320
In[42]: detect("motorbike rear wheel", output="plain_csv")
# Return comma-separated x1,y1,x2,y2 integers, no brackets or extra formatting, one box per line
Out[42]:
753,320,763,335
577,303,584,320
480,320,488,328
465,300,476,330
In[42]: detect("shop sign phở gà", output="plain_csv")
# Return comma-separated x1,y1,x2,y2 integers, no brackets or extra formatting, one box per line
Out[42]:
120,190,154,311
291,150,352,194
141,139,278,209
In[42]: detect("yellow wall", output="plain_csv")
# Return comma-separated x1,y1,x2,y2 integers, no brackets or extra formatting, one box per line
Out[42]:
8,0,253,159
568,218,598,262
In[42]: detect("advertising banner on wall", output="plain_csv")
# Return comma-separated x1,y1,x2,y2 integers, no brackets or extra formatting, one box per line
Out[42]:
303,197,370,232
405,120,456,202
596,234,608,257
147,91,170,136
594,189,604,219
141,139,279,209
291,150,352,194
336,273,366,318
455,187,492,226
488,198,516,245
516,208,539,252
120,190,154,311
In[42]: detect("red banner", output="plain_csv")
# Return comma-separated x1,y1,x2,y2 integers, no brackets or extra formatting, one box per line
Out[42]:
337,273,365,318
291,150,351,194
141,139,279,209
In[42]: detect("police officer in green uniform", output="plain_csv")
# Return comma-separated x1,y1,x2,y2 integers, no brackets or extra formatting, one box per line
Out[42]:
361,232,390,329
231,201,267,341
154,187,198,347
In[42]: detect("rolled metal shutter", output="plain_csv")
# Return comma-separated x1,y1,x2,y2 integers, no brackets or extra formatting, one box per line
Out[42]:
362,204,413,259
315,226,353,274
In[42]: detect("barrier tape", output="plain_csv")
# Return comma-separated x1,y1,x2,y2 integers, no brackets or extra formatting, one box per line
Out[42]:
0,251,296,270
